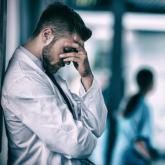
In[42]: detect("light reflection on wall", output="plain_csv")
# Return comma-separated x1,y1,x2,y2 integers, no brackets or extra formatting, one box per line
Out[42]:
1,1,20,164
6,0,20,68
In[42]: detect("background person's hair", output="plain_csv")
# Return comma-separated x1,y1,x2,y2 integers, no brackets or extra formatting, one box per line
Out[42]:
122,68,154,118
32,2,92,41
136,68,154,93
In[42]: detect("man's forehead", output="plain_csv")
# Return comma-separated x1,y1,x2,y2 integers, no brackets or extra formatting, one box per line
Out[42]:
72,34,84,46
62,33,84,46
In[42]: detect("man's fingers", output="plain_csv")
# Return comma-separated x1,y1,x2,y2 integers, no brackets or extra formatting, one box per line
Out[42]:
60,52,79,58
63,57,80,63
60,51,86,58
64,41,85,52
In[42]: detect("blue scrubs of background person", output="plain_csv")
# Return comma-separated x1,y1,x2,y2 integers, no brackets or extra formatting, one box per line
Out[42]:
111,68,156,165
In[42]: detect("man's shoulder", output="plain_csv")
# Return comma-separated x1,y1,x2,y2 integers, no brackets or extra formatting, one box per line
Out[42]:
2,70,51,99
3,48,47,90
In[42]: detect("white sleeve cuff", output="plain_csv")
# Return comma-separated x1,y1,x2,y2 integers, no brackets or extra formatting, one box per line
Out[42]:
79,79,100,99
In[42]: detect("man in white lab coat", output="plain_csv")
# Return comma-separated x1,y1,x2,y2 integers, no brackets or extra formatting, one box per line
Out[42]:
1,2,107,165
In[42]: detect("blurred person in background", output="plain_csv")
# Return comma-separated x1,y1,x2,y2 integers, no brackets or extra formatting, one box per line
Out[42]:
111,68,159,165
1,2,107,165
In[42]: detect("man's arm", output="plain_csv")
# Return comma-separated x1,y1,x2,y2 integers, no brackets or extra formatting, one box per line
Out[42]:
81,74,94,92
60,37,108,137
60,35,93,91
75,78,107,137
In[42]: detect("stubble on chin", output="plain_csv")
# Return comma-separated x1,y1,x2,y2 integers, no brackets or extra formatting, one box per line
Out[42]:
42,46,65,74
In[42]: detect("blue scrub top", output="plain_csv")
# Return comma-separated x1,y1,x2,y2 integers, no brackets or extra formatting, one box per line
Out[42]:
111,96,152,165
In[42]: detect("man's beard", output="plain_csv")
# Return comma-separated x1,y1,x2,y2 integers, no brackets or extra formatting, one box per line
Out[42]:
42,46,65,74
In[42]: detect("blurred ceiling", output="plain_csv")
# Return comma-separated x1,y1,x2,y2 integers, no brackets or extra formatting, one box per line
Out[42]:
126,0,165,13
63,0,165,13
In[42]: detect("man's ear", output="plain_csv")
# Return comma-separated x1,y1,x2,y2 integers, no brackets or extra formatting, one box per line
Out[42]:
42,27,54,45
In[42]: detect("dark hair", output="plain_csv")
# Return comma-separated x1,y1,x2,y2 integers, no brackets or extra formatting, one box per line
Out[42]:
136,68,154,92
122,68,154,118
122,93,142,118
32,2,92,41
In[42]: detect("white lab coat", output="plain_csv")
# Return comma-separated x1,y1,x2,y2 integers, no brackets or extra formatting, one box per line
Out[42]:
1,46,107,165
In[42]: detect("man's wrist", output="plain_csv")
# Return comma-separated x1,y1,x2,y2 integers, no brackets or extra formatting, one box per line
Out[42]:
81,73,94,91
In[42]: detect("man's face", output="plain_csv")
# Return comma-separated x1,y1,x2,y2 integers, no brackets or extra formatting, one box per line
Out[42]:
42,33,83,73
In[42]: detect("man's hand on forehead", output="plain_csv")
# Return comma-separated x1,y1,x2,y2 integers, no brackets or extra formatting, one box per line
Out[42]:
63,40,84,53
62,34,84,50
64,42,79,50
